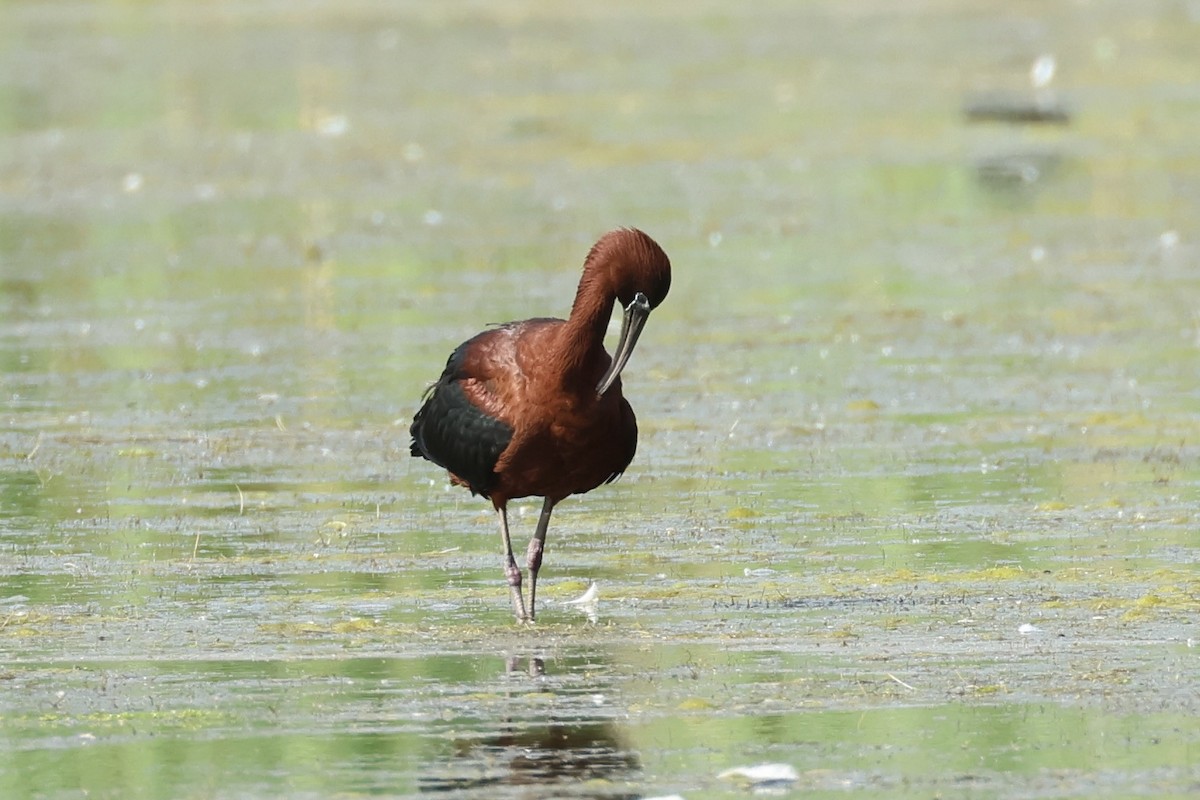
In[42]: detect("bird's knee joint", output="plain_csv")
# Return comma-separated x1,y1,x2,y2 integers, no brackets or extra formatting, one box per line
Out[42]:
504,559,523,588
525,539,544,571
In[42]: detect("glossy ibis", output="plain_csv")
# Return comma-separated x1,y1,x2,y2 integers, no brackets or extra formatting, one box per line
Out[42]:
410,228,671,622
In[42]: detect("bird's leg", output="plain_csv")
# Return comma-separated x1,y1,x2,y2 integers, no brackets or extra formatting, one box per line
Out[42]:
525,497,556,621
496,504,528,622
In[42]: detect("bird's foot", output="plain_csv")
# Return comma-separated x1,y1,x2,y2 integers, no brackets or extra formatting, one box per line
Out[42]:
505,556,528,622
508,587,529,623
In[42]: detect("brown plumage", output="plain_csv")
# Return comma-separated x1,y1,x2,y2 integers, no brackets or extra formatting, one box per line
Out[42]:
410,228,672,622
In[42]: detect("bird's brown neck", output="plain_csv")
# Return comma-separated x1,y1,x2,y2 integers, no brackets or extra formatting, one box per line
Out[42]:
555,271,616,391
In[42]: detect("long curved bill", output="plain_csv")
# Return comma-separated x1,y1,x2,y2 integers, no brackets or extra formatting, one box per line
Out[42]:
597,292,651,396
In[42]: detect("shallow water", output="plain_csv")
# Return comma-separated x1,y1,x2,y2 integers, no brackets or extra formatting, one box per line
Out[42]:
2,1,1199,798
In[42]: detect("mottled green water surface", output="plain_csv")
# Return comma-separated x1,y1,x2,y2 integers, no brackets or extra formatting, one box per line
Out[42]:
2,1,1199,798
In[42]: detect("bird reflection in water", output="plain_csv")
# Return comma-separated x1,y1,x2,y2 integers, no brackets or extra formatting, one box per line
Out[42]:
507,655,545,677
418,720,640,797
418,656,640,798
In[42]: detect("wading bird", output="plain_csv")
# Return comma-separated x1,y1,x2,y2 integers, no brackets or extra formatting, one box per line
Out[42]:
410,228,671,622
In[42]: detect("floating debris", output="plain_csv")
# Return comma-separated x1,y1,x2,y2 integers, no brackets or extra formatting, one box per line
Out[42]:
1018,623,1042,635
974,151,1063,188
314,113,349,138
1030,54,1057,89
560,581,599,622
963,92,1069,125
563,582,599,605
966,55,1068,124
718,763,799,790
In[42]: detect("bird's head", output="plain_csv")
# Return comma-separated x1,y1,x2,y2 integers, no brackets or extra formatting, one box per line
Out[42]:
586,228,672,396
